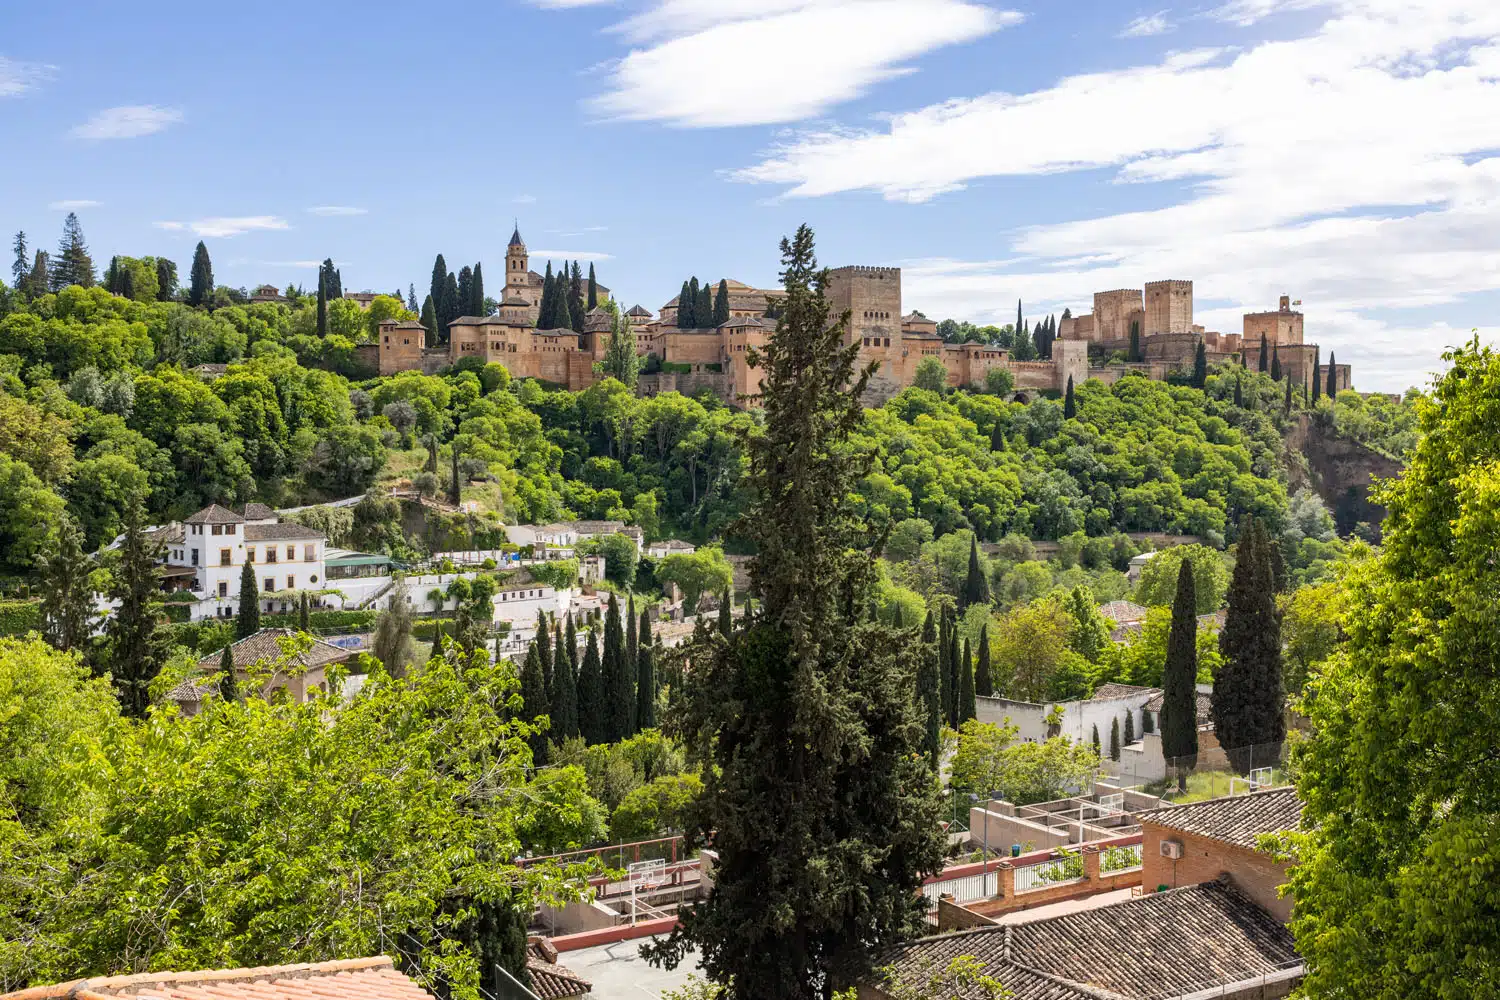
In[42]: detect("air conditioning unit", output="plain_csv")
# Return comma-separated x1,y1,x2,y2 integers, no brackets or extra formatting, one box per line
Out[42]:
1160,840,1184,860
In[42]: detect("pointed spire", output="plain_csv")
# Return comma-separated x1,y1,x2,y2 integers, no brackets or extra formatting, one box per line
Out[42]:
509,222,525,248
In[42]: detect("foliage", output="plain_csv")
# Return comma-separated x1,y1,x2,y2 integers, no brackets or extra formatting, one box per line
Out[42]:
986,596,1091,702
1160,558,1200,780
1285,342,1500,998
1211,517,1285,767
0,600,43,636
1325,387,1422,460
610,772,704,841
1133,544,1231,613
1095,604,1221,690
655,547,733,615
949,719,1099,806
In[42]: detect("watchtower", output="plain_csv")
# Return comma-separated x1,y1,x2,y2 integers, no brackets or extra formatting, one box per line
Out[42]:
1144,280,1193,336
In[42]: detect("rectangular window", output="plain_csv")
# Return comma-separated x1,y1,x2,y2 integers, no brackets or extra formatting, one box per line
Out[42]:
266,549,277,563
192,549,199,566
219,549,231,566
287,575,295,590
226,524,236,535
286,545,295,561
264,577,274,592
212,524,222,536
218,581,228,598
305,544,315,561
246,547,255,563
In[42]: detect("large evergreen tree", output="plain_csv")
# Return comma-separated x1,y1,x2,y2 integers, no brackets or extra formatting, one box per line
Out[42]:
602,594,631,742
677,280,693,328
644,226,943,998
577,628,604,744
1259,337,1269,373
188,241,214,307
635,608,656,730
1211,517,1286,771
1063,375,1077,418
917,610,941,766
104,500,169,718
938,606,955,725
471,262,485,316
430,254,448,317
1128,320,1140,362
1109,718,1121,761
975,624,993,697
552,622,580,741
625,595,638,710
316,271,328,335
441,273,460,339
156,258,177,301
420,294,437,340
535,609,553,702
960,535,990,611
52,212,95,290
519,641,551,766
407,283,419,312
237,561,261,639
1271,345,1282,381
718,590,732,637
587,263,598,311
685,277,701,328
713,278,730,326
1311,345,1321,402
958,635,976,723
696,279,712,330
11,231,28,293
946,615,962,727
569,261,585,333
35,515,96,655
457,266,473,317
1326,351,1337,399
1192,341,1208,388
1160,556,1199,792
219,643,239,703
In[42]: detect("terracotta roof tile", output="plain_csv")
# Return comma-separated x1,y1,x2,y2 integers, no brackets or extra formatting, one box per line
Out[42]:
1136,788,1303,851
1089,683,1157,702
193,629,354,675
242,503,276,520
2,959,433,1000
525,957,591,999
185,504,245,525
243,523,325,541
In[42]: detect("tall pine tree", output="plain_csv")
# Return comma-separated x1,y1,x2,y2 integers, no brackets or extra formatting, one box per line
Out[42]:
643,227,943,998
52,212,95,290
35,515,97,655
713,278,730,326
11,231,28,293
1161,558,1199,791
188,241,214,307
577,628,604,744
636,608,656,731
105,500,169,718
1212,517,1286,772
975,624,993,697
917,610,941,766
961,535,990,611
237,561,261,639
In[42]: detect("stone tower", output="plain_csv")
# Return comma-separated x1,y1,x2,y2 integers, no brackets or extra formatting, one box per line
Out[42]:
505,224,530,305
1144,279,1193,336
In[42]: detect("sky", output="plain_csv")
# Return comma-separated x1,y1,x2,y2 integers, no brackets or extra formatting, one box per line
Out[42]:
3,0,1498,392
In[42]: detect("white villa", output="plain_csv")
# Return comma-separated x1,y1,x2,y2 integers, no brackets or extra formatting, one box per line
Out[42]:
151,503,328,620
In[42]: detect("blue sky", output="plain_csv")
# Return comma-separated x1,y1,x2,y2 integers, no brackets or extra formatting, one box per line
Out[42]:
3,0,1498,391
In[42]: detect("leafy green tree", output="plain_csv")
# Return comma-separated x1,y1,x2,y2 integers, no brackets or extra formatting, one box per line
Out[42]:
635,608,656,731
103,500,168,717
188,241,214,307
1133,545,1229,614
984,366,1014,396
219,642,239,702
974,624,992,697
1283,341,1500,998
602,312,641,388
656,547,733,616
34,515,96,655
1211,517,1285,770
917,610,941,765
372,576,415,678
644,227,944,999
913,355,947,393
1063,586,1111,663
960,535,990,610
237,561,261,639
1063,375,1076,418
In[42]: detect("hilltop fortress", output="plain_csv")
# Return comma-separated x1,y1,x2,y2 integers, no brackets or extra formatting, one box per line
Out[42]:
378,226,1351,405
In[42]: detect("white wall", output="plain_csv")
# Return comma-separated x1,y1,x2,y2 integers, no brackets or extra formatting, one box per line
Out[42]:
975,691,1156,749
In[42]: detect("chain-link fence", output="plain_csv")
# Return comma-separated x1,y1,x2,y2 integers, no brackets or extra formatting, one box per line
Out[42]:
1105,739,1295,804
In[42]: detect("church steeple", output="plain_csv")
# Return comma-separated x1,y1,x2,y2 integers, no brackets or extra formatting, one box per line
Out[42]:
508,221,525,249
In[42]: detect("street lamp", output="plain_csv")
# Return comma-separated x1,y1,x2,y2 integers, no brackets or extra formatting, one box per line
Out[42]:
970,789,1002,897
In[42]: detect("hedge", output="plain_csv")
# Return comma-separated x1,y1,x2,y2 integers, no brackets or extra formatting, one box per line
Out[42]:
0,599,42,636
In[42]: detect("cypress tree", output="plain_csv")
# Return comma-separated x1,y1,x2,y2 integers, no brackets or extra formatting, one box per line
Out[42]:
566,612,578,679
35,515,97,655
959,635,976,722
1234,373,1243,408
1109,718,1121,761
578,629,604,744
990,421,1006,451
1212,517,1286,772
713,278,730,326
188,241,214,307
1269,537,1288,594
696,279,712,329
471,261,485,316
156,258,177,301
1192,341,1207,388
29,251,49,299
536,610,553,701
1283,376,1293,417
602,594,631,742
569,261,585,333
1259,337,1269,372
430,254,447,316
237,561,261,639
1016,299,1023,342
938,607,955,726
104,500,169,719
642,227,943,997
1091,723,1101,757
1128,320,1140,362
330,266,343,299
718,590,732,636
975,624,993,697
554,273,573,332
520,641,551,765
1312,345,1322,403
420,294,437,339
1063,375,1076,418
442,272,460,337
636,608,656,731
1161,557,1199,791
539,263,555,329
947,616,962,727
625,595,638,711
961,535,990,611
316,272,328,335
1271,344,1282,381
299,592,311,631
917,611,941,765
457,266,473,316
677,280,692,328
1124,708,1135,744
552,623,580,741
685,277,700,328
219,643,239,703
587,263,598,311
1326,351,1338,399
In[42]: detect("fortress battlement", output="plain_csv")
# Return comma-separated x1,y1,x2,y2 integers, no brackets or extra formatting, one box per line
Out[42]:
829,265,901,278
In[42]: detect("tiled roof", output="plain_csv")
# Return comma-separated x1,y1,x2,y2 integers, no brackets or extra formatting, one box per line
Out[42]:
880,880,1299,1000
384,319,426,329
1143,688,1213,724
525,944,591,999
146,522,186,545
192,628,354,675
1137,788,1303,851
1,957,434,1000
626,304,652,317
510,225,525,247
243,503,276,520
1097,600,1149,624
1090,683,1157,702
185,503,244,524
245,523,326,541
447,315,500,327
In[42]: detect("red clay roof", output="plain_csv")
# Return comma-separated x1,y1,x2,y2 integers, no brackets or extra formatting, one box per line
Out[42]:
2,957,434,1000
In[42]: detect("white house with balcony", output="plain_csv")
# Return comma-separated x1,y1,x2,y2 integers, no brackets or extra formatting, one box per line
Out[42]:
160,503,328,620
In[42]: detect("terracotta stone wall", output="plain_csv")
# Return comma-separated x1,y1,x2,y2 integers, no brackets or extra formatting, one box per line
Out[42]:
378,323,425,376
1145,280,1194,336
1094,289,1144,343
1141,822,1292,923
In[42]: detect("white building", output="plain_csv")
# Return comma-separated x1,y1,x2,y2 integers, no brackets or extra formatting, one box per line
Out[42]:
507,520,644,553
162,503,328,620
645,538,696,559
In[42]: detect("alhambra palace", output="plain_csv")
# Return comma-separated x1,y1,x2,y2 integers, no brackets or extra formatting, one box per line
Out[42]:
378,225,1353,405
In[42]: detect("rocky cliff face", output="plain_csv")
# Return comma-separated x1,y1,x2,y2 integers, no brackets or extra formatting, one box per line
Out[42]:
1284,414,1406,538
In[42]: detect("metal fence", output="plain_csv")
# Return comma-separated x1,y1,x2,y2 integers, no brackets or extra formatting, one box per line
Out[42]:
1098,842,1143,873
1013,854,1085,894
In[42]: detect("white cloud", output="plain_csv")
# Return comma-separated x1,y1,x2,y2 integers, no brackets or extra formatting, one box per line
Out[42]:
258,260,340,268
528,249,616,261
48,199,101,210
71,105,183,140
307,205,368,216
579,0,1017,127
730,0,1500,389
153,216,290,238
531,0,614,6
0,57,55,97
1119,10,1173,37
1209,0,1325,26
514,194,538,204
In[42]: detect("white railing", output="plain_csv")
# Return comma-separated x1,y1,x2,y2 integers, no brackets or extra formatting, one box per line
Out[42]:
1099,842,1144,873
1014,856,1085,894
921,871,991,910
